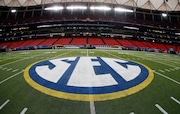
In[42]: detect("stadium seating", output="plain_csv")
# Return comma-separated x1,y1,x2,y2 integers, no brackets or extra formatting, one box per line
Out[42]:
54,37,72,45
102,38,120,46
71,37,87,45
39,38,59,46
88,37,104,45
116,39,135,47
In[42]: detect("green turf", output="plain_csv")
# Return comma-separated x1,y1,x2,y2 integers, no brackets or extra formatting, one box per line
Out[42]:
0,49,179,114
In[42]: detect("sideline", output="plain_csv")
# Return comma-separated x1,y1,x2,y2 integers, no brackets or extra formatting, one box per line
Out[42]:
0,70,24,85
154,71,180,85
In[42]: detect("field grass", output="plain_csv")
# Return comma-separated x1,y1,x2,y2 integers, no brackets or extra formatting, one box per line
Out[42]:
0,49,179,114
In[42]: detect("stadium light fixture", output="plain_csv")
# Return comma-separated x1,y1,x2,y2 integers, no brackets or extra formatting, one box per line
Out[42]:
114,7,133,12
162,13,167,17
66,5,87,10
11,9,16,13
90,6,111,11
45,6,64,11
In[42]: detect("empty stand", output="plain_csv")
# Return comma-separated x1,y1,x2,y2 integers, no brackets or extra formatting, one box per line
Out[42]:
26,38,46,46
117,39,135,47
103,38,120,46
54,37,72,45
71,37,86,45
39,38,59,46
88,37,104,45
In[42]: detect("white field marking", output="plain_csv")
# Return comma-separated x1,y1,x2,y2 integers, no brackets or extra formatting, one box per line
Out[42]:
20,52,29,54
90,101,96,114
87,51,96,114
0,99,10,110
2,67,7,70
129,112,135,114
165,69,171,72
170,68,175,71
170,97,180,104
100,50,126,61
0,52,48,67
20,108,28,114
155,104,168,114
7,68,12,71
154,71,180,85
128,53,177,68
12,69,18,72
87,50,89,56
0,70,23,85
159,69,165,73
50,50,74,60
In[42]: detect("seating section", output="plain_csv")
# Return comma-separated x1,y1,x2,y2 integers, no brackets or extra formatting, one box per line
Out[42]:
1,37,180,52
39,38,59,46
26,38,46,46
117,39,135,47
88,37,104,45
71,37,86,45
102,38,120,46
54,37,72,45
129,40,147,48
0,41,12,48
151,42,167,50
9,41,24,49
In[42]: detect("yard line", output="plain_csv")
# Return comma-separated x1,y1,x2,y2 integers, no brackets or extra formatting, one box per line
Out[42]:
154,71,180,85
0,52,51,67
170,97,180,104
20,108,28,114
2,67,7,70
128,53,177,68
87,50,89,56
12,69,18,72
159,69,165,73
155,104,168,114
165,69,170,72
6,68,12,71
90,101,96,114
0,70,23,85
0,99,10,110
170,68,175,71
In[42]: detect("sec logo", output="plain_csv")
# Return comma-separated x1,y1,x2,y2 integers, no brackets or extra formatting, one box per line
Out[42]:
24,56,154,101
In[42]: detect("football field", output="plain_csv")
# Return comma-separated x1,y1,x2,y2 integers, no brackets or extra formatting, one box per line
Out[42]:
0,49,179,114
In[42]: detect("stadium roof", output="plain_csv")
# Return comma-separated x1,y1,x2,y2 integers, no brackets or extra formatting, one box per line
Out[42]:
0,0,180,11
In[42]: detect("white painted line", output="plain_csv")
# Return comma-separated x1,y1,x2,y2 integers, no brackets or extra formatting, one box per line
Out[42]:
0,70,23,85
20,107,28,114
165,69,170,72
0,99,10,110
90,101,96,114
7,68,12,71
170,97,180,104
87,50,89,56
12,69,18,72
154,71,180,85
159,69,165,73
170,68,175,71
2,67,7,70
155,104,168,114
0,52,50,67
